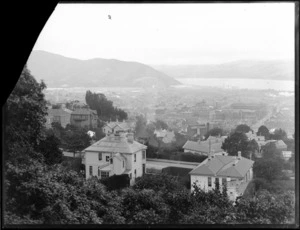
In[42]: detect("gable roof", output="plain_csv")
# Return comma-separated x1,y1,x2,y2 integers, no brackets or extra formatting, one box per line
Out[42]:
189,155,254,178
105,121,130,130
83,134,147,154
72,109,97,115
48,108,73,116
183,140,223,153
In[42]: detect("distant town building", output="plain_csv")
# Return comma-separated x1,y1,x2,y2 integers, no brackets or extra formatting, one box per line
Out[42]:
83,133,147,185
103,120,132,135
183,139,223,155
263,139,287,151
154,129,176,144
189,151,254,201
70,108,98,129
282,151,293,161
46,108,73,128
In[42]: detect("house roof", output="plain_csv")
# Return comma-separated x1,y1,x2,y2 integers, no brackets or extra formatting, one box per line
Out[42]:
206,136,227,143
275,140,287,149
84,134,147,154
183,140,223,153
189,155,254,178
48,108,73,116
264,139,287,149
105,121,131,130
72,109,97,115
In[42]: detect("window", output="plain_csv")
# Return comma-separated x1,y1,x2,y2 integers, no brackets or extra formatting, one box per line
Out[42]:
53,116,61,123
215,178,220,187
134,169,137,177
208,177,212,187
134,154,136,162
110,158,113,164
129,173,132,179
142,150,146,159
106,156,110,162
100,171,109,178
89,166,93,176
98,153,102,161
98,169,100,177
222,178,227,186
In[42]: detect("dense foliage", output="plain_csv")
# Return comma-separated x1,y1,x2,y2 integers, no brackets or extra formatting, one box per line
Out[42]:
204,127,225,140
235,124,251,133
222,131,253,158
257,125,270,139
50,122,91,155
85,90,127,121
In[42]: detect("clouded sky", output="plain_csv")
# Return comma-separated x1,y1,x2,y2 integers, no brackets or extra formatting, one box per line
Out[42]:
33,3,295,65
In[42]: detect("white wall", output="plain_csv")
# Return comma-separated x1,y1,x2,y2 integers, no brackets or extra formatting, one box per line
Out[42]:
84,149,145,184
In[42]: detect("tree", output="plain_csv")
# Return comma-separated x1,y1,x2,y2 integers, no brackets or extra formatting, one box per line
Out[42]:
235,124,251,133
269,128,287,141
62,124,91,157
246,139,259,159
261,142,282,159
235,190,295,224
153,119,168,130
37,130,63,165
222,132,251,158
121,188,170,224
133,173,182,194
85,90,127,121
4,65,47,163
257,125,270,139
204,127,224,140
253,158,284,182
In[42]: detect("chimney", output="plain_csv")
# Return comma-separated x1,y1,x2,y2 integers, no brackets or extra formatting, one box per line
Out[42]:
127,132,134,144
238,151,241,159
211,150,215,158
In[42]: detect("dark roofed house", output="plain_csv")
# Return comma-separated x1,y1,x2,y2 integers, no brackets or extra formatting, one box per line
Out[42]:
189,151,254,201
183,140,223,156
103,120,132,135
70,108,98,129
46,108,73,128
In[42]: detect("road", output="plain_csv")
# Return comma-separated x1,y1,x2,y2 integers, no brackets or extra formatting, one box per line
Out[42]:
146,158,199,170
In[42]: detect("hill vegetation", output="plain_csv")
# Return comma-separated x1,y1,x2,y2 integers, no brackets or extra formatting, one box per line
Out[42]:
27,50,181,88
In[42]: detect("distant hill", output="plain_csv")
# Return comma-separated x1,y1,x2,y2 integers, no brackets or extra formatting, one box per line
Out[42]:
27,50,181,88
153,60,294,81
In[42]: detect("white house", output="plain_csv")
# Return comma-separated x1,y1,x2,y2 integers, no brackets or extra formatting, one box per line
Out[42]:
103,120,131,135
83,132,147,185
189,151,254,201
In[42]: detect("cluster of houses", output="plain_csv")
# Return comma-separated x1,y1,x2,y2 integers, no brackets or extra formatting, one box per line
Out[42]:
46,105,98,129
80,121,256,201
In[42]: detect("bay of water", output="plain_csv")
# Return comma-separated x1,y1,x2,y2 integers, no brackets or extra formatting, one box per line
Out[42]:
175,78,294,92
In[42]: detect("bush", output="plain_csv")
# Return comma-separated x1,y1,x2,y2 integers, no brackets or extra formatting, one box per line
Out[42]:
100,174,130,191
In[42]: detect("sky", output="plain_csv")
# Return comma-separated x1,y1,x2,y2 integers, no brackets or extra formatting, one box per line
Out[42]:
33,3,295,65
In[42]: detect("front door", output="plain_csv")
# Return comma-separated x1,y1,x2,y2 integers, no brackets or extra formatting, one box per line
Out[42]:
142,164,146,175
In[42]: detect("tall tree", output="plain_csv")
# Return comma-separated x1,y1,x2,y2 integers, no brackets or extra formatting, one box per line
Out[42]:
4,65,47,163
257,125,270,139
269,128,287,141
235,124,251,133
253,158,284,182
62,124,91,157
37,129,63,165
85,90,127,121
204,127,224,140
222,132,250,158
